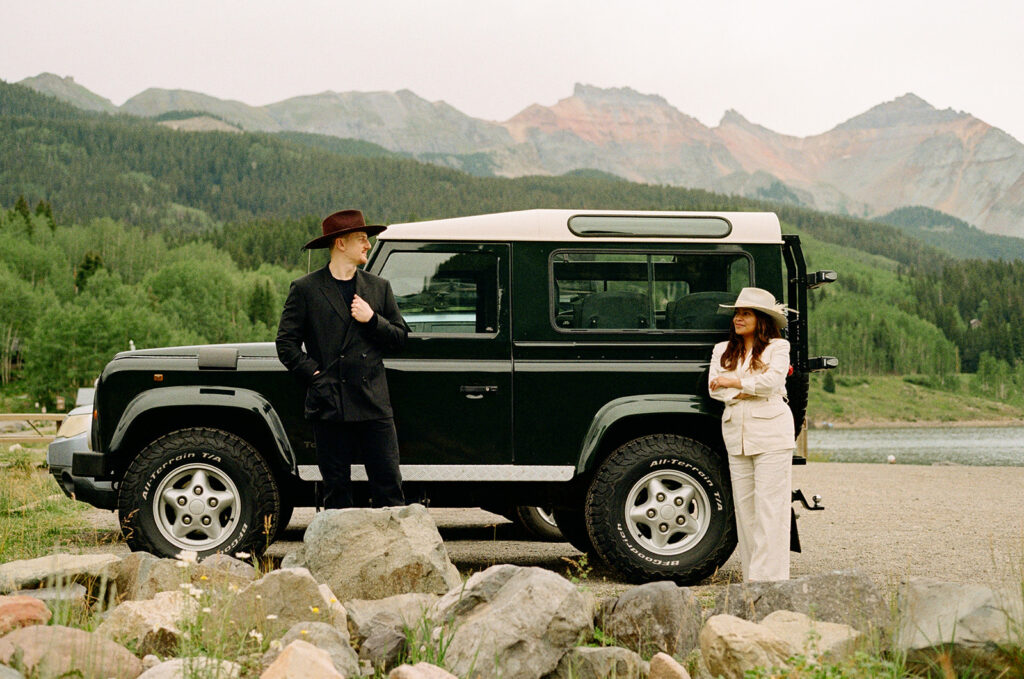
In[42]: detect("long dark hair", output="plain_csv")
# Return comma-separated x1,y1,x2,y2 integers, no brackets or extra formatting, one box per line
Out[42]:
720,309,781,372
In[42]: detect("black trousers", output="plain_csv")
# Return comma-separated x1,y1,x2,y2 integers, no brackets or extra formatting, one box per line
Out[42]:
312,418,405,509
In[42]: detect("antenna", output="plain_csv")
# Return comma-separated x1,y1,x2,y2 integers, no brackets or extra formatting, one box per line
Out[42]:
307,249,311,274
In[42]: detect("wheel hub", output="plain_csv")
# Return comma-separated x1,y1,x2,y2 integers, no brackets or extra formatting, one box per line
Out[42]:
153,463,241,551
624,469,711,556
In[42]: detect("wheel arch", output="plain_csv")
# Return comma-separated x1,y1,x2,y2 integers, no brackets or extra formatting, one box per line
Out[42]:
108,386,296,481
577,395,725,477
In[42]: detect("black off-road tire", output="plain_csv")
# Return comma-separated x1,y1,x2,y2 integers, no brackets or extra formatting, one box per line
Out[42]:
512,506,564,541
118,428,281,559
585,434,736,584
553,508,596,554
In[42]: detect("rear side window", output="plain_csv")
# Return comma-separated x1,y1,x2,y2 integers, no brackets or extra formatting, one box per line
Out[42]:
551,251,751,331
379,251,499,335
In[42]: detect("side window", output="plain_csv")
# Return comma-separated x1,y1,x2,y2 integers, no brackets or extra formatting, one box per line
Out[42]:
379,251,498,335
552,251,750,331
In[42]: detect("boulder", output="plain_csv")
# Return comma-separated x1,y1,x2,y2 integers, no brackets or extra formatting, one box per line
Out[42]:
598,581,703,656
96,590,198,656
0,554,120,594
14,583,88,616
649,652,692,679
0,595,51,635
431,564,593,679
545,646,646,679
261,639,342,679
302,505,461,600
896,577,1024,675
137,657,241,679
360,625,406,669
390,662,459,679
345,592,438,644
261,622,359,678
200,553,259,581
760,610,861,662
700,614,794,679
112,551,256,601
230,568,346,638
711,571,889,637
280,547,306,570
0,624,143,679
0,664,24,679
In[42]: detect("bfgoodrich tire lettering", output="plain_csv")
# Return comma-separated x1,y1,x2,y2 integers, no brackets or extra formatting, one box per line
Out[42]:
118,428,280,559
585,434,736,583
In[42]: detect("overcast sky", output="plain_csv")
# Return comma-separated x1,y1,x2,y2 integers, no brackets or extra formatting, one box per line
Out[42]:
3,0,1023,141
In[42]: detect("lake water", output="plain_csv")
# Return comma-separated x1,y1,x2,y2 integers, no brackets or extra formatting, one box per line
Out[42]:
806,425,1024,466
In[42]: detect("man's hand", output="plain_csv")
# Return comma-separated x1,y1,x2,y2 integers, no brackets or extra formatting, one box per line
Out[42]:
351,294,375,323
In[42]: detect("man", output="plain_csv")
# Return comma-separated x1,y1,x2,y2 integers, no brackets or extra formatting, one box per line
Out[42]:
276,209,408,508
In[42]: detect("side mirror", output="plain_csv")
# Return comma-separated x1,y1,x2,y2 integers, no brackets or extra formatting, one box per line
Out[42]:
807,270,837,289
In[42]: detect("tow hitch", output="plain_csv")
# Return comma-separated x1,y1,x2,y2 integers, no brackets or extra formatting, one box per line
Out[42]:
790,489,824,552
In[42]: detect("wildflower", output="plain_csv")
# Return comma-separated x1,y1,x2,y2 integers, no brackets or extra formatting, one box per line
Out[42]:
199,575,208,581
269,639,283,651
266,614,278,620
330,598,337,603
255,595,262,600
300,629,308,635
309,606,319,614
249,629,264,643
228,582,240,592
235,551,251,559
176,550,198,564
202,607,212,614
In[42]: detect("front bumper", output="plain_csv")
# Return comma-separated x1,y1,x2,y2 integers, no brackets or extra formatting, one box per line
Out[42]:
47,432,118,510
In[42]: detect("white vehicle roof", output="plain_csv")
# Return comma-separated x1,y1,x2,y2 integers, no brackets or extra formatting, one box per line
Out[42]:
379,209,782,244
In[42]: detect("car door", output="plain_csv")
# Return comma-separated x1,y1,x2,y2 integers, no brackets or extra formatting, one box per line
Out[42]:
372,242,513,472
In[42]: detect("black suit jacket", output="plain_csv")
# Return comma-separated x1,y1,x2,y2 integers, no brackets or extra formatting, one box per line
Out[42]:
276,265,409,422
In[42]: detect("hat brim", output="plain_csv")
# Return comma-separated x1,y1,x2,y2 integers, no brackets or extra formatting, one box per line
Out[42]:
303,224,387,250
718,303,791,329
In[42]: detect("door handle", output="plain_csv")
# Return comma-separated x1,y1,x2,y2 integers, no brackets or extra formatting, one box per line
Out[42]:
460,385,498,399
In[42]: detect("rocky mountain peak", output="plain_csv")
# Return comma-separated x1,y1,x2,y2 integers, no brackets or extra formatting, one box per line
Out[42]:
570,83,670,107
835,92,965,131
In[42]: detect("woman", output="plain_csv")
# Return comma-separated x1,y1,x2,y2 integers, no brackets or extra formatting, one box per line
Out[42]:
708,287,795,581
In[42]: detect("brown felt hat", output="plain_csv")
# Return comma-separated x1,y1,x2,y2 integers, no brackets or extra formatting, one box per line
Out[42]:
303,209,386,250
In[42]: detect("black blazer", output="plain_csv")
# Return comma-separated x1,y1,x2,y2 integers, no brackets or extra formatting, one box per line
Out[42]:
276,265,409,422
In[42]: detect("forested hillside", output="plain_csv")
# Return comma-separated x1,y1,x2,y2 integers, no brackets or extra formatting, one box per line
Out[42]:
2,80,1023,407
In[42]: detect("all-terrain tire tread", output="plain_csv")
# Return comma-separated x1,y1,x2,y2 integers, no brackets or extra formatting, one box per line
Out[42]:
118,427,280,558
585,433,736,583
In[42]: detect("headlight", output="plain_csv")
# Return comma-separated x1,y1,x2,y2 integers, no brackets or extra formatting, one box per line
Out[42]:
56,413,92,439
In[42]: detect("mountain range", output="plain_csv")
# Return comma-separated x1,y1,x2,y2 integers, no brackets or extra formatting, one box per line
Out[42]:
18,73,1024,238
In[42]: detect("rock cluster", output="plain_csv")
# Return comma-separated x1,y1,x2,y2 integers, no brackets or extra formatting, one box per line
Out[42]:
1,504,1022,679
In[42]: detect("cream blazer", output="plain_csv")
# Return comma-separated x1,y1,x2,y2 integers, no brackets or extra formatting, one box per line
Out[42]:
708,338,795,455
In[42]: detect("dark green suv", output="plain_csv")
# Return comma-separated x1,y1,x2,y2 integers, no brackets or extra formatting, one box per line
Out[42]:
59,210,835,583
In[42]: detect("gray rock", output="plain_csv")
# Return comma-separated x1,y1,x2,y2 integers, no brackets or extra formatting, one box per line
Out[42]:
0,665,24,679
431,564,593,679
280,547,306,570
389,662,460,679
13,583,88,616
760,610,861,662
261,639,342,679
96,590,198,656
137,657,241,679
599,581,703,657
0,624,143,679
545,646,645,679
360,626,407,669
699,614,794,679
302,504,461,600
649,652,692,679
261,622,359,677
345,592,438,644
230,567,346,638
0,554,120,595
199,553,259,582
896,577,1024,675
711,571,889,637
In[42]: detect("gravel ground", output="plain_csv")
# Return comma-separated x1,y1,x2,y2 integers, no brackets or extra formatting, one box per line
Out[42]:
79,462,1024,599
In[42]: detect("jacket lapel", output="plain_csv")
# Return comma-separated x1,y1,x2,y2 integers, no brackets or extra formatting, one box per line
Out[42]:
317,266,352,329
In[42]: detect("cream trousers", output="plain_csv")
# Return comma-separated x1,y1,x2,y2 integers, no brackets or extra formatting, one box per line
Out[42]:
728,448,792,581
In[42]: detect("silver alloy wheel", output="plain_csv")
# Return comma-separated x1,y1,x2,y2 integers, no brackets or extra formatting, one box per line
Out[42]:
152,462,241,551
535,507,558,528
624,469,711,555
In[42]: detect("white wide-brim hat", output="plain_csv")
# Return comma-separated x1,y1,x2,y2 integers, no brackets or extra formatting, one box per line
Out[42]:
718,287,795,329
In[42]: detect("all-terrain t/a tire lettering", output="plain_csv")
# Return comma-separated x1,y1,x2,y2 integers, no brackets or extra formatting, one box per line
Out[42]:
585,434,736,583
118,428,281,559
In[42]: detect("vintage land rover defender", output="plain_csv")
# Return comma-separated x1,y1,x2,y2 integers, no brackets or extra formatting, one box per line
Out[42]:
55,210,836,583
